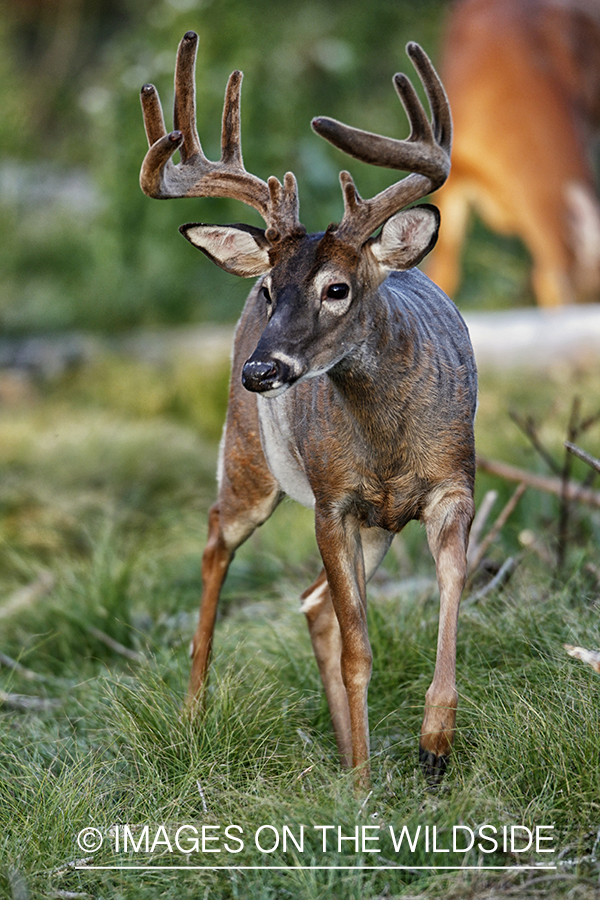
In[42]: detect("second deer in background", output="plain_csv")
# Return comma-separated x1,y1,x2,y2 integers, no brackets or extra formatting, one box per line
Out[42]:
428,0,600,308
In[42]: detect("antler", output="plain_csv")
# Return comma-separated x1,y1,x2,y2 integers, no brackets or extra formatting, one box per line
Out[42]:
140,31,304,242
311,42,452,246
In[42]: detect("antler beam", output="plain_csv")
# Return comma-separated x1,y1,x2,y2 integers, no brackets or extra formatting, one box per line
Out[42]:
312,42,452,246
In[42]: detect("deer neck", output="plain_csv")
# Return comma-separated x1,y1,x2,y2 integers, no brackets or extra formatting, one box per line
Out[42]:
326,294,421,443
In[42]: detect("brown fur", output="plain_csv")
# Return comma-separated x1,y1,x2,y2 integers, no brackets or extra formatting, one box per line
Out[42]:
189,251,476,787
141,34,477,787
428,0,600,307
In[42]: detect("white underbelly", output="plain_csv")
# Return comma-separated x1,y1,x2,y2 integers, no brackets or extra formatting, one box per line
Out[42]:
257,396,315,508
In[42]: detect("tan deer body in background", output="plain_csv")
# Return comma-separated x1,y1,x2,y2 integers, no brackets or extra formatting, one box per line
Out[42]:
140,32,477,784
427,0,600,308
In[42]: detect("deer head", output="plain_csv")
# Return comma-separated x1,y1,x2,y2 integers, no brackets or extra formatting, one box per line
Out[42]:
140,31,451,397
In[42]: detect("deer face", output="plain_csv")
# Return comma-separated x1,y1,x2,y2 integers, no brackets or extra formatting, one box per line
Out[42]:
181,204,439,396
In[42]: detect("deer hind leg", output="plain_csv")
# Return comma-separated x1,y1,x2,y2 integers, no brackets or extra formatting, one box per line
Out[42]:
301,572,352,768
303,526,392,774
188,458,280,704
420,491,474,782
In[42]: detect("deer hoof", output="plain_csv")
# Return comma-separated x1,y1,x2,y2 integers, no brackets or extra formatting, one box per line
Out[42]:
419,745,449,785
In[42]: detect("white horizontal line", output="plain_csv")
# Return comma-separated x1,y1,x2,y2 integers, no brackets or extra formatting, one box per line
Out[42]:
75,864,558,871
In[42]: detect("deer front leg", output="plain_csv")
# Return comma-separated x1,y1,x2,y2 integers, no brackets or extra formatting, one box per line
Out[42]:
188,502,233,700
420,492,474,782
314,510,372,787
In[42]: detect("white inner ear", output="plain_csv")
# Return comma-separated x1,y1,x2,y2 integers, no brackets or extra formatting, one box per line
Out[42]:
184,225,272,277
371,207,439,270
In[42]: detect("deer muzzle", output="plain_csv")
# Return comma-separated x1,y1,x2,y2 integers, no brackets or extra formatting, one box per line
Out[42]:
242,353,304,396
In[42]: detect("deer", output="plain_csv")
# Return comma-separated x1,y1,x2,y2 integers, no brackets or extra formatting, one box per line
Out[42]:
139,31,477,786
427,0,600,308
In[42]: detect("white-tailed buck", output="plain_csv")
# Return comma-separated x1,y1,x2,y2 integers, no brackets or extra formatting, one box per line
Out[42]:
427,0,600,307
140,31,476,784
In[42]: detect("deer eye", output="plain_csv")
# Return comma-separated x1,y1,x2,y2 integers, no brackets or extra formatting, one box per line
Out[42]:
325,283,349,300
261,285,272,305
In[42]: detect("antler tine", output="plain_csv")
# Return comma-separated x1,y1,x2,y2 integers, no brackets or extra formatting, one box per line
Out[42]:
140,81,168,148
311,42,452,246
220,70,244,167
405,41,452,154
173,31,202,163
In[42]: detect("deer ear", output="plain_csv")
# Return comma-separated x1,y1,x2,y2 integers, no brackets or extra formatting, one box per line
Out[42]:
370,204,440,271
180,223,272,277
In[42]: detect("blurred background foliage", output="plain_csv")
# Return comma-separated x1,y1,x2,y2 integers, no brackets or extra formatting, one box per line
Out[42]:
1,0,523,335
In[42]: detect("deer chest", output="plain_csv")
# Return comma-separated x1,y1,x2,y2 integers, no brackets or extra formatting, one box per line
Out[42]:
257,395,316,509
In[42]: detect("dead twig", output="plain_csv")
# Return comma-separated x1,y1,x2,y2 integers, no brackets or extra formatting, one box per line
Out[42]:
196,778,208,813
50,892,91,899
557,397,581,569
44,858,95,877
0,690,59,711
0,571,55,620
87,626,145,663
565,440,600,474
477,456,600,509
0,652,46,682
509,409,561,474
468,483,527,575
466,489,497,568
464,556,520,607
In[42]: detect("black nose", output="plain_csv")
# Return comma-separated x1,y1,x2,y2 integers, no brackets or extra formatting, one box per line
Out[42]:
241,358,281,392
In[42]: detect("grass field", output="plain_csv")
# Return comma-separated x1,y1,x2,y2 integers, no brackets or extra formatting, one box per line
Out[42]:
1,348,599,899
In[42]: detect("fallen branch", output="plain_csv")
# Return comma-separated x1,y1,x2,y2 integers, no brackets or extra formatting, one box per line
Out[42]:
45,858,95,877
477,456,600,509
50,892,91,899
509,409,560,474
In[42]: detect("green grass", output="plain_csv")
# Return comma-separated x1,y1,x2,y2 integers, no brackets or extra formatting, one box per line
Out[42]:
1,354,600,899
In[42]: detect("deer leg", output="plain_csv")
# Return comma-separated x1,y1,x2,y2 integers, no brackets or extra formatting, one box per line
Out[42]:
420,492,474,782
313,512,377,786
301,527,392,772
188,486,280,702
426,175,471,298
301,572,353,768
187,393,281,703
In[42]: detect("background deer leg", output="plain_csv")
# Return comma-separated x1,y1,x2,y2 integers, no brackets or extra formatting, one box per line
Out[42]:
420,492,474,781
426,175,471,298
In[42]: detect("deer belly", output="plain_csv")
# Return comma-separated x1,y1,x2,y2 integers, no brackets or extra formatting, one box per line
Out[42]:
257,398,316,508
